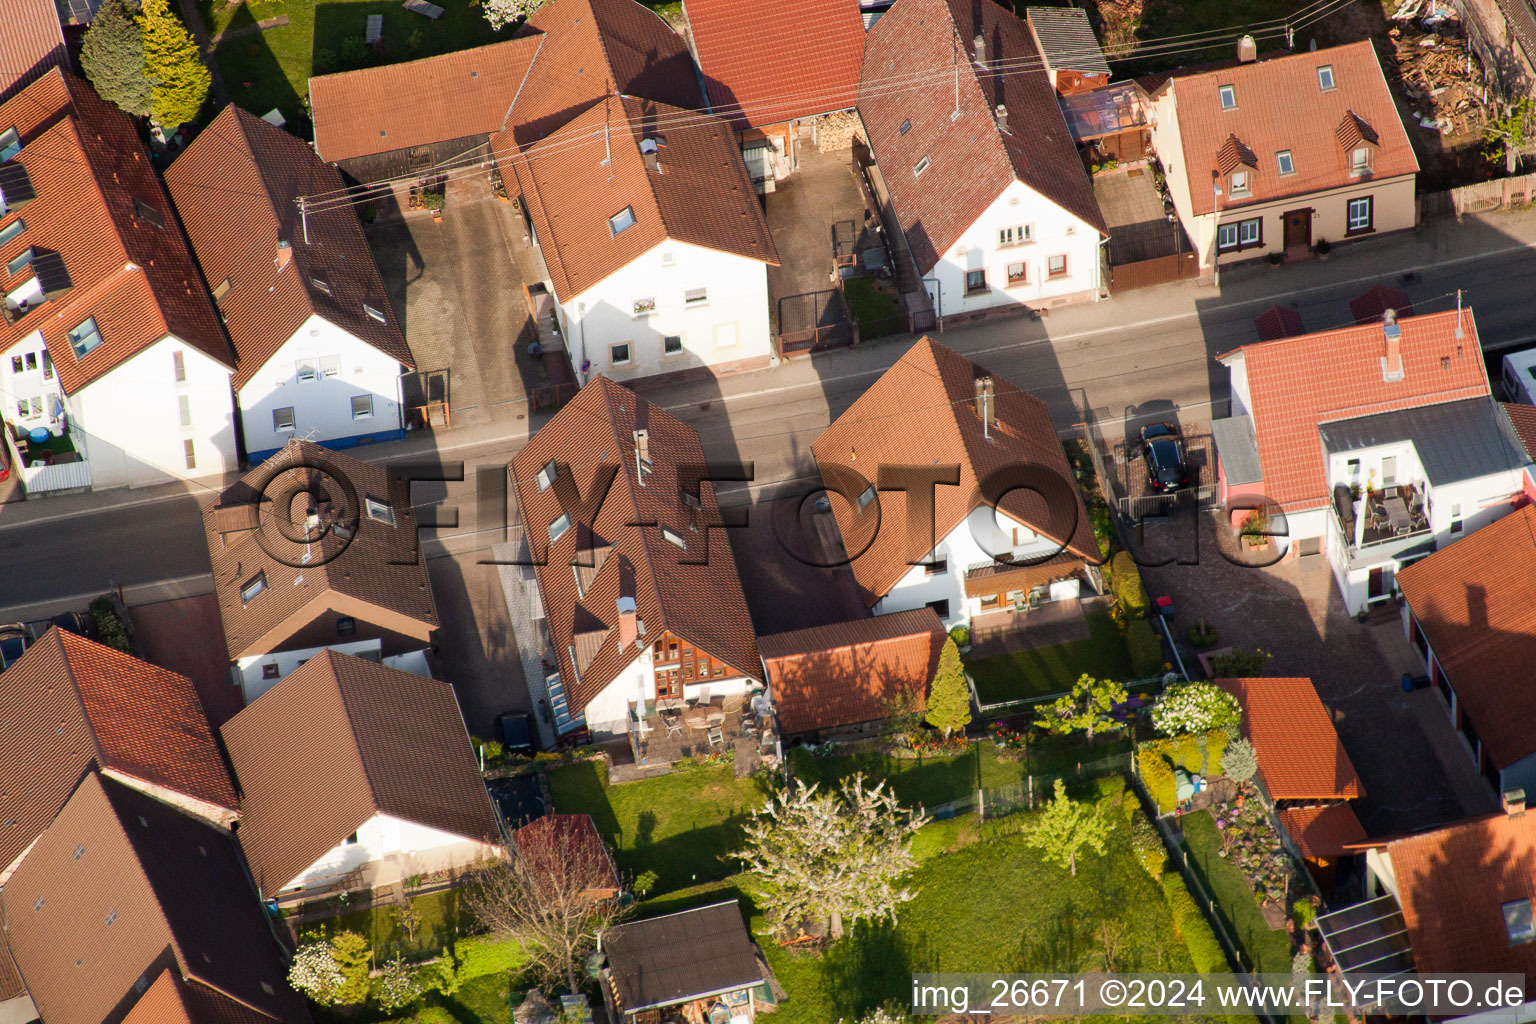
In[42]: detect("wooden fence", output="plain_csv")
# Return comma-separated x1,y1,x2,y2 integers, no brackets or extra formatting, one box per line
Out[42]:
1108,248,1201,292
1419,170,1536,219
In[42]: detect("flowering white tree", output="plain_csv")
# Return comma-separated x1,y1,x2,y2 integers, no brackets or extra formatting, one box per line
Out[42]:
480,0,546,29
288,940,345,1005
371,956,422,1011
735,774,929,941
1151,683,1242,737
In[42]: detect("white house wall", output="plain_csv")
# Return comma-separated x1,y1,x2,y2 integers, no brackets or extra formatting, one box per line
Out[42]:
925,180,1101,319
0,330,65,435
579,642,754,740
238,638,384,702
68,336,237,489
557,241,771,383
238,313,405,461
1223,352,1252,417
279,811,500,893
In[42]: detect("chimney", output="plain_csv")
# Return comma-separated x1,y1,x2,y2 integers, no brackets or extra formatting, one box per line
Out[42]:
995,104,1008,131
973,33,986,67
617,596,638,648
640,137,659,173
974,376,995,439
1237,34,1257,62
275,239,292,271
1505,788,1527,817
1382,315,1403,382
633,428,651,485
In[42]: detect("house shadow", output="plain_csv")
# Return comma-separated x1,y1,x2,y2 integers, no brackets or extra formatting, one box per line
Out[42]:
212,3,303,133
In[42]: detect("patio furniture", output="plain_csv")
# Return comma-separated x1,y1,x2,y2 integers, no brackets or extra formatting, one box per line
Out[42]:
662,712,683,739
1382,494,1412,535
707,725,724,748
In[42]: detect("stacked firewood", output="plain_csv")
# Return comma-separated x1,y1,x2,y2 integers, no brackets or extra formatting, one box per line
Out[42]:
1387,4,1491,139
815,110,867,152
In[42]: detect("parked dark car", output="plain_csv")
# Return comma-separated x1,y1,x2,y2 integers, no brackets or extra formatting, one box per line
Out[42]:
496,712,536,754
1139,422,1191,492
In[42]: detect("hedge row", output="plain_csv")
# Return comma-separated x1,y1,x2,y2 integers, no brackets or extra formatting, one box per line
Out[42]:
1162,873,1229,973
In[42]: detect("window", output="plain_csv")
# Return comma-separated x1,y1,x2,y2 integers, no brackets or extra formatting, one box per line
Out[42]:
685,287,707,305
177,394,191,428
41,351,50,380
296,358,318,382
0,218,23,246
662,335,683,356
337,616,356,636
913,155,930,178
1218,84,1236,110
1229,170,1250,196
366,496,396,526
212,277,232,301
183,439,196,469
632,297,655,316
1317,64,1336,91
857,483,877,511
548,512,571,542
1238,217,1260,245
6,247,32,277
133,199,164,230
1006,261,1027,285
1347,195,1374,234
1381,456,1397,487
610,343,631,366
0,128,18,163
240,571,267,604
965,269,987,293
899,119,911,135
310,277,331,295
1351,146,1372,175
343,832,359,846
660,251,675,267
925,599,950,619
67,317,103,359
998,224,1032,247
537,459,558,492
924,556,947,576
23,352,34,371
1047,254,1068,278
351,394,373,419
1276,150,1295,176
1218,223,1239,250
662,526,687,550
1451,502,1463,535
7,356,16,373
273,407,295,432
262,663,280,680
609,206,636,235
363,303,386,323
1504,899,1536,945
320,355,340,378
172,350,185,382
333,520,353,541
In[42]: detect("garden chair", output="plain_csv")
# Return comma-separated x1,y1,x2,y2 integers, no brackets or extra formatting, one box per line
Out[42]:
707,725,725,748
662,711,683,739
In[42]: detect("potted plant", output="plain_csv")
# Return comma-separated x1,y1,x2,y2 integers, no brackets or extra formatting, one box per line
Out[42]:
1267,252,1283,266
1187,620,1220,649
1314,238,1332,259
421,189,445,222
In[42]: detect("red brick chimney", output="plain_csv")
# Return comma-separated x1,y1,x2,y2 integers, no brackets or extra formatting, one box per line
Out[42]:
1382,311,1403,381
1505,788,1526,817
617,596,637,648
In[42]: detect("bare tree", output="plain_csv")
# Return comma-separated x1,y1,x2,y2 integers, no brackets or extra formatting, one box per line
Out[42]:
463,821,627,994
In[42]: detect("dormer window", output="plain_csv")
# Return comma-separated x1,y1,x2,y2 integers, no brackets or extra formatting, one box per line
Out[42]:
661,526,687,550
1350,146,1372,175
549,512,571,543
609,206,636,236
6,247,32,278
1218,84,1236,110
1275,150,1294,176
1317,65,1335,91
240,570,267,604
536,459,558,491
366,496,395,525
857,483,877,511
0,128,18,163
0,219,23,247
1228,169,1251,197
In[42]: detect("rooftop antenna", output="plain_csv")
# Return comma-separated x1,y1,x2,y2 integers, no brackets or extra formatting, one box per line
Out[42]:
1455,288,1465,340
297,196,309,245
952,33,961,122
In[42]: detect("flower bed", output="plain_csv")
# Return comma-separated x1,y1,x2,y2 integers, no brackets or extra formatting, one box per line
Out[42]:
1210,785,1296,910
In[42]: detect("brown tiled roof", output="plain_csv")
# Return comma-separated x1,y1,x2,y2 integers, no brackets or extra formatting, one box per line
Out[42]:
1348,283,1413,325
1215,133,1257,175
759,607,944,734
812,337,1097,608
511,813,619,894
2,774,309,1024
1221,309,1492,512
166,106,413,391
684,0,865,128
1334,109,1379,150
1277,803,1366,859
308,37,543,163
858,0,1106,276
202,440,438,662
504,94,776,300
0,0,66,104
0,626,238,876
1503,403,1536,461
1396,503,1536,769
509,377,762,715
1252,305,1303,341
963,551,1085,598
1387,807,1536,976
124,968,295,1024
1216,677,1363,800
222,650,502,897
0,71,234,394
1154,41,1417,216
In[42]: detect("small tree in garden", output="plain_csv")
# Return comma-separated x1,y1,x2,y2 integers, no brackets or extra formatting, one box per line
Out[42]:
481,0,547,29
1221,738,1259,783
80,0,152,117
1033,674,1129,746
371,956,422,1011
140,0,211,130
1151,683,1242,737
329,930,373,1006
735,775,928,941
1023,779,1109,877
1207,646,1272,678
287,939,346,1005
925,638,970,740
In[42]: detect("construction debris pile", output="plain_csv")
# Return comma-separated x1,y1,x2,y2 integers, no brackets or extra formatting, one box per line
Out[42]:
1387,0,1491,138
813,110,867,152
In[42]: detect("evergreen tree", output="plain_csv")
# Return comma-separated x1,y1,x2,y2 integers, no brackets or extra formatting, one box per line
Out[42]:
1033,674,1129,745
80,0,151,117
924,637,971,740
139,0,210,130
1023,779,1110,877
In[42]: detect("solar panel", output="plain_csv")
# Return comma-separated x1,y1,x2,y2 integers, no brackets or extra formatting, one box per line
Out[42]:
0,163,36,209
30,251,72,299
1317,894,1417,975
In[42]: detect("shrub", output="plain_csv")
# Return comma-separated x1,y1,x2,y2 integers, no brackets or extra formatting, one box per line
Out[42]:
948,625,970,647
89,596,133,654
1292,898,1318,931
338,35,368,68
1110,552,1149,618
1187,621,1219,649
312,46,338,73
1208,647,1272,678
1129,809,1164,882
1162,873,1228,972
1152,683,1242,737
1090,507,1115,560
1125,617,1164,678
414,1009,457,1024
1137,747,1177,813
1176,733,1204,774
1221,738,1258,782
1204,728,1229,776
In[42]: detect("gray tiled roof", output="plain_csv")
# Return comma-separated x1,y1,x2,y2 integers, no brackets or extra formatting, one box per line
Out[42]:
1026,7,1111,76
1211,414,1263,486
1319,397,1531,486
605,901,763,1011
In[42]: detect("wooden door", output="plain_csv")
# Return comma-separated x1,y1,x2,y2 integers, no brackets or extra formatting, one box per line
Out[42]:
1283,209,1311,249
656,669,681,701
1367,567,1385,599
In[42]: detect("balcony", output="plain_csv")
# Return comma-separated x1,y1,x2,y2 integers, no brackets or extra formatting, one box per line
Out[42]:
1332,482,1430,560
625,695,776,768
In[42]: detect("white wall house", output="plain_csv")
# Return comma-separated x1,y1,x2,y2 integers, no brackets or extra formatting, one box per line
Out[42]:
274,811,501,896
574,638,756,741
236,640,431,704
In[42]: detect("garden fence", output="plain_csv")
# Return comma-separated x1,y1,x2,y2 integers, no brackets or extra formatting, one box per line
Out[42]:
970,674,1169,721
977,752,1134,821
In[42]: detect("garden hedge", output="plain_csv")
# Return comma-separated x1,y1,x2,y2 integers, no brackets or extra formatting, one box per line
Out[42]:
1125,617,1164,678
1137,748,1177,813
1110,551,1149,618
1162,873,1229,972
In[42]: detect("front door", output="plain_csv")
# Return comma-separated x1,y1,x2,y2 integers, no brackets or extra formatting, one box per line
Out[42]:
1367,566,1385,599
1283,209,1311,249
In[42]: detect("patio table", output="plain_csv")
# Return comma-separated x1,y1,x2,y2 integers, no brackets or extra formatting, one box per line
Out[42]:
1382,494,1411,534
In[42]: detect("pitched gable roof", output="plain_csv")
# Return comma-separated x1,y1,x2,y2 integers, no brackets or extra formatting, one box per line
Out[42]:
510,813,619,894
509,377,761,715
1278,802,1366,859
0,0,66,104
222,650,502,897
604,901,763,1011
1025,7,1110,77
2,774,308,1024
1216,677,1363,800
1396,503,1536,770
1504,402,1536,461
166,106,413,391
684,0,865,129
202,440,438,662
812,337,1097,606
0,626,238,877
308,37,544,163
1222,309,1493,511
858,0,1105,276
0,70,233,393
1156,41,1417,216
123,969,293,1024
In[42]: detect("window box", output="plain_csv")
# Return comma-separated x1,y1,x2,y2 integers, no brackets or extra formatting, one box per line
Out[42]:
632,297,656,316
1006,261,1027,287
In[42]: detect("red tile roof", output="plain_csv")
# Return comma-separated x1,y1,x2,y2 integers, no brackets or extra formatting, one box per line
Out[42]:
1349,284,1413,325
684,0,865,128
308,37,543,163
1154,41,1417,216
505,94,777,300
1277,803,1367,859
509,376,762,716
123,968,294,1024
1216,677,1364,800
1387,807,1536,976
0,626,238,876
812,337,1098,607
166,106,413,391
1222,309,1492,511
759,608,944,734
0,0,66,104
0,71,234,393
1396,503,1536,769
1253,305,1304,341
858,0,1106,276
511,814,619,895
1503,402,1536,462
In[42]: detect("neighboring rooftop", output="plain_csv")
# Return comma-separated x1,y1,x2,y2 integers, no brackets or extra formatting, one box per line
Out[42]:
1278,803,1367,860
1217,677,1364,800
510,814,619,895
1318,397,1529,488
604,901,763,1013
202,440,438,663
0,0,67,104
222,649,502,897
1502,402,1536,461
1026,7,1111,77
1349,284,1413,325
684,0,866,128
1209,414,1262,487
1396,503,1536,771
1253,305,1304,342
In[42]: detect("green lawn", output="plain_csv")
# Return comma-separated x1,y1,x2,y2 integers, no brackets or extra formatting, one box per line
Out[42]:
310,932,526,1023
299,888,475,960
1180,811,1294,975
843,277,904,340
966,613,1135,706
786,743,1027,812
546,758,773,896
